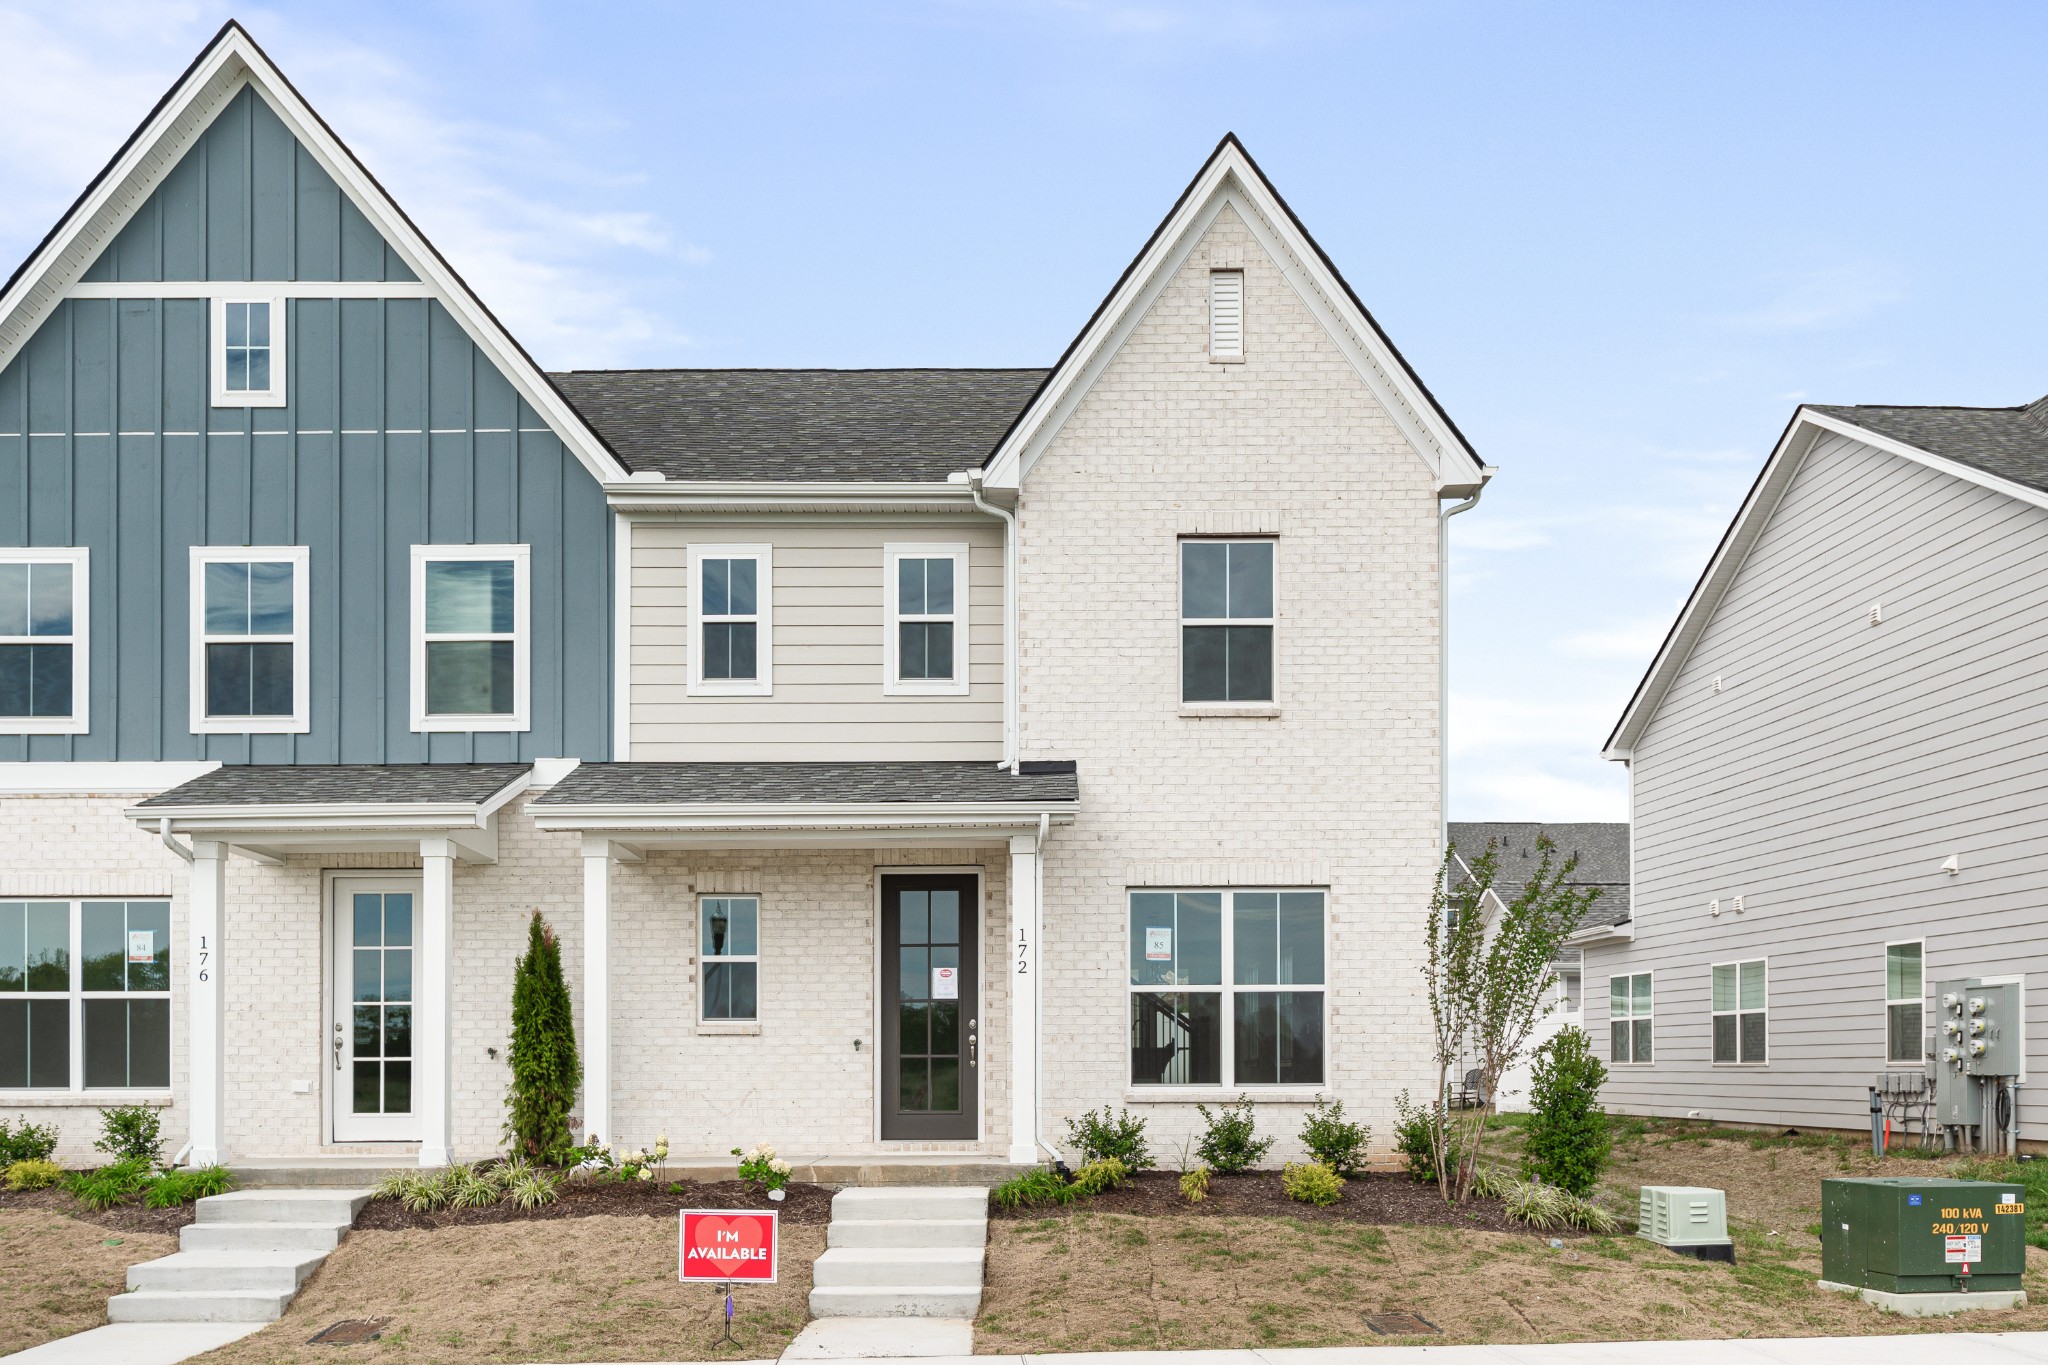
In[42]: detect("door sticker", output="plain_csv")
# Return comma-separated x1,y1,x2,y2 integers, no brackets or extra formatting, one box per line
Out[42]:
932,966,958,1000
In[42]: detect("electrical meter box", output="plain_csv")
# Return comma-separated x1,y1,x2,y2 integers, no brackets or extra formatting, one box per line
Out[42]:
1820,1177,2027,1310
1637,1186,1733,1261
1931,979,2021,1133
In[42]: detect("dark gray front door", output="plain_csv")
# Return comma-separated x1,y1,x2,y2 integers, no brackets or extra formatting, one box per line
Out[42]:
880,874,978,1140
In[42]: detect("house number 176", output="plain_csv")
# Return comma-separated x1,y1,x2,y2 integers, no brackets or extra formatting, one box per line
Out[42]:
197,935,211,983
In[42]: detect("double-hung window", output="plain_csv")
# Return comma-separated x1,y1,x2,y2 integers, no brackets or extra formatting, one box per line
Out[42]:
1181,539,1274,703
700,896,759,1021
1128,889,1325,1088
1711,960,1767,1064
0,548,88,734
884,544,968,695
1887,941,1924,1064
1,900,171,1092
191,547,308,734
688,544,771,695
1609,972,1652,1063
211,297,286,407
411,546,530,731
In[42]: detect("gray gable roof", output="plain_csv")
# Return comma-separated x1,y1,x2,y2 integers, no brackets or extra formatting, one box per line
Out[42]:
1447,821,1631,929
547,369,1049,483
533,760,1078,806
1809,395,2048,495
135,764,531,807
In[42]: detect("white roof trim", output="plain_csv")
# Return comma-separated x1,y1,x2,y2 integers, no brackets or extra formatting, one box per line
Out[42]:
980,137,1484,495
0,22,626,486
530,800,1077,833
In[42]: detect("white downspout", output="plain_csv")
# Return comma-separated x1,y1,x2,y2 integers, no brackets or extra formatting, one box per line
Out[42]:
967,473,1019,773
159,817,195,863
1438,470,1493,848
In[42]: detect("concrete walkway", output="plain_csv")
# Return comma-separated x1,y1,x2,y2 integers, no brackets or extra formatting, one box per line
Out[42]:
0,1323,262,1365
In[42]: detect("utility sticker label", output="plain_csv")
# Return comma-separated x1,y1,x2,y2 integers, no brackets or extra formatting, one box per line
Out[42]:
1907,1194,1922,1207
1997,1201,2025,1215
127,931,154,964
932,966,958,1000
1945,1234,1982,1264
1145,927,1172,961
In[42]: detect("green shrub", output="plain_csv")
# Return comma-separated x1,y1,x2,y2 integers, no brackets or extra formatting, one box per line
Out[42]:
1298,1096,1371,1177
1067,1156,1130,1198
141,1165,236,1209
991,1168,1068,1211
1282,1160,1345,1207
0,1118,59,1166
1064,1107,1152,1170
5,1158,62,1190
93,1106,162,1167
1521,1027,1611,1196
1392,1089,1458,1182
1195,1095,1274,1173
64,1157,150,1211
500,1159,560,1210
505,910,581,1164
1179,1164,1210,1203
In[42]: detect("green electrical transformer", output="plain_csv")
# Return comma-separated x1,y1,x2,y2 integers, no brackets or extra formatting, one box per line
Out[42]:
1819,1177,2029,1315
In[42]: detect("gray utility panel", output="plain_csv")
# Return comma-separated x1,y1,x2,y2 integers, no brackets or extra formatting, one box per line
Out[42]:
1931,978,2020,1132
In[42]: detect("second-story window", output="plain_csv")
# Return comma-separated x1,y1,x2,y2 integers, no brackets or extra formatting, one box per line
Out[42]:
0,548,88,735
1180,539,1274,704
884,544,968,696
688,544,772,696
190,547,308,734
211,298,286,408
411,546,531,732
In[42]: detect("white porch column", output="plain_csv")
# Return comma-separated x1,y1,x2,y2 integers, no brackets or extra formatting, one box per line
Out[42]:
186,840,227,1167
416,837,457,1167
1007,832,1040,1164
581,835,614,1148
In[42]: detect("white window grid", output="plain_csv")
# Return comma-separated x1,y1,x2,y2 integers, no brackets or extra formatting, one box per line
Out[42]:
1609,972,1653,1064
1886,939,1925,1065
883,543,968,696
687,543,772,697
1179,537,1277,706
1710,959,1768,1065
0,546,88,736
209,296,287,408
699,895,760,1023
0,899,173,1096
409,544,532,733
189,545,310,735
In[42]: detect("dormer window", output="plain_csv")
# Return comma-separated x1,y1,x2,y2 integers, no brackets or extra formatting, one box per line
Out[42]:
211,298,286,407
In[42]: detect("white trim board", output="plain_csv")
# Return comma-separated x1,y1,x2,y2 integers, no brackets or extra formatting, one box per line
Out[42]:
68,281,436,300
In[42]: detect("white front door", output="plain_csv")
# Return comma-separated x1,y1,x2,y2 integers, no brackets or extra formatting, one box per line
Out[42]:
331,876,424,1143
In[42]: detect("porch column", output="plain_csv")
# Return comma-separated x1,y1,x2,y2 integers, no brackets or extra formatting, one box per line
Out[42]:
1007,832,1040,1164
417,837,457,1167
581,835,614,1148
186,840,227,1167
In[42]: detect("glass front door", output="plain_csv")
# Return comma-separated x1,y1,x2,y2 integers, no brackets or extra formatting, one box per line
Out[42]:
331,878,422,1143
879,874,978,1141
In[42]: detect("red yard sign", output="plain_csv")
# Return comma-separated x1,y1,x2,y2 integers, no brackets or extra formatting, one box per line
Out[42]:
679,1209,779,1284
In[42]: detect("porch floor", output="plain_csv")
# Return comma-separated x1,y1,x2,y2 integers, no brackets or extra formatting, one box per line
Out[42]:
226,1154,1038,1188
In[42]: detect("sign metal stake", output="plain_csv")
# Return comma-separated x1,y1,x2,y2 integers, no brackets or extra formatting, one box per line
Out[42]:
721,1280,736,1344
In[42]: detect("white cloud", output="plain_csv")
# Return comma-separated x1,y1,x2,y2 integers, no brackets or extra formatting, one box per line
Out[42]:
1551,617,1669,663
1719,260,1905,334
1456,516,1551,552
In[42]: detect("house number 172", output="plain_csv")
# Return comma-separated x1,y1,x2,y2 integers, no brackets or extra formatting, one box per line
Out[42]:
1016,928,1029,975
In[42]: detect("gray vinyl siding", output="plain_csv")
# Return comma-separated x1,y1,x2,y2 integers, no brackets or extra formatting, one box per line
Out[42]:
1589,430,2048,1132
628,519,1003,761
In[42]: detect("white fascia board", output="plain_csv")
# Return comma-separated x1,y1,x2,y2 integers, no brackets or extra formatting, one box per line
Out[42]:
605,482,980,514
1568,921,1634,946
125,801,497,832
529,801,1078,833
0,760,220,794
981,143,1484,495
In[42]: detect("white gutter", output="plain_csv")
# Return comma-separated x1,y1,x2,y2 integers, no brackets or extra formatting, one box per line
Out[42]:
604,479,980,515
1568,920,1634,946
529,801,1076,833
1438,467,1496,847
964,472,1020,772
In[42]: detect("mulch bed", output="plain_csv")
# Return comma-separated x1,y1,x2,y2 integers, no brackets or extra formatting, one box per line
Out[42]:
0,1185,197,1235
354,1177,834,1230
988,1169,1548,1235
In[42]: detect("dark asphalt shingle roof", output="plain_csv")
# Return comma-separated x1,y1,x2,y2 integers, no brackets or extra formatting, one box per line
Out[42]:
533,761,1078,806
1809,395,2048,495
1447,821,1631,930
547,369,1050,483
135,764,531,808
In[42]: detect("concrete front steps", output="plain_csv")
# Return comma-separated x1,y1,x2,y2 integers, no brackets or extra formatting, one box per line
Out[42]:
109,1188,370,1323
809,1186,988,1319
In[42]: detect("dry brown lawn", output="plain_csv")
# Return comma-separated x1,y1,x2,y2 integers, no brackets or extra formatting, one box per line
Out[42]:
0,1208,176,1355
193,1216,823,1365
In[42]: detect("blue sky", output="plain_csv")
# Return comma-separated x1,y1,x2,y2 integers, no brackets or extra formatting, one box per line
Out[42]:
5,2,2045,819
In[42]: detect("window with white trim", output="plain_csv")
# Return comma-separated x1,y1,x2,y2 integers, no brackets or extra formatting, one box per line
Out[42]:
410,545,531,732
1128,889,1325,1087
1610,972,1652,1063
884,543,967,695
0,900,171,1091
700,896,759,1021
211,297,286,408
1887,941,1924,1064
191,546,308,734
1209,269,1244,360
1711,960,1766,1064
0,548,88,735
688,544,772,696
1181,539,1274,703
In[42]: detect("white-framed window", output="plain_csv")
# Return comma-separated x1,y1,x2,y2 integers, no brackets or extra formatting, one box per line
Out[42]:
410,545,531,732
700,896,759,1022
190,546,308,734
1711,960,1767,1064
210,297,286,407
1209,269,1244,360
0,900,171,1092
1127,889,1325,1087
687,544,771,696
1887,941,1924,1064
883,543,968,696
0,547,88,735
1180,539,1274,703
1609,972,1652,1064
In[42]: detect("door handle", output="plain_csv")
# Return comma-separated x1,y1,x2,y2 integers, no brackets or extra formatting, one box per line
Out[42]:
332,1022,343,1071
968,1031,978,1069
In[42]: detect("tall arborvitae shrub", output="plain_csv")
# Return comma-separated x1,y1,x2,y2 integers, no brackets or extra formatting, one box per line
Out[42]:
505,910,580,1163
1521,1025,1611,1196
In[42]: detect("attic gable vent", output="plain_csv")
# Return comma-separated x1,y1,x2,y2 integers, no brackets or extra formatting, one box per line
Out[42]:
1209,270,1244,360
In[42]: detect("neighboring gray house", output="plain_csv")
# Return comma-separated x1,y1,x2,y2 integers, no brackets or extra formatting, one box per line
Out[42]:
1588,395,2048,1134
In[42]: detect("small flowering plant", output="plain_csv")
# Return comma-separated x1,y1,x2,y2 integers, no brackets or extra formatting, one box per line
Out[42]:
733,1141,794,1195
575,1133,669,1182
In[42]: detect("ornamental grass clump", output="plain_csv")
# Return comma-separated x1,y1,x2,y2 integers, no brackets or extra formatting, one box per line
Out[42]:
1281,1160,1345,1207
1179,1164,1210,1203
64,1158,150,1211
990,1168,1068,1211
1066,1156,1129,1198
142,1165,235,1209
505,910,581,1164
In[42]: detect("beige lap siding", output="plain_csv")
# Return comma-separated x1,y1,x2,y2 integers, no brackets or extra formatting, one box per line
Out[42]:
1019,205,1443,1162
